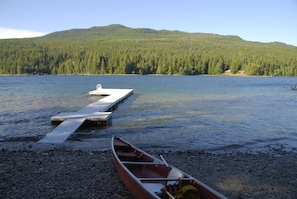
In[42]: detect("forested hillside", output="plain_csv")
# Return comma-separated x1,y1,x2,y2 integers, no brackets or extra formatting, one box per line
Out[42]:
0,24,297,76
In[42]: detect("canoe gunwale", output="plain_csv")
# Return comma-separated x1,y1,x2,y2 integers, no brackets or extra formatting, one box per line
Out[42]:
111,135,228,199
111,136,162,199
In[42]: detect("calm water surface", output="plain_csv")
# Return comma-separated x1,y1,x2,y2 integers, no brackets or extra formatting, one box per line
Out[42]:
0,75,297,153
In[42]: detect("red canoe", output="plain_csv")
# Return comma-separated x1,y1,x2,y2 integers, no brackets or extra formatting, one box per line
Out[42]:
111,136,227,199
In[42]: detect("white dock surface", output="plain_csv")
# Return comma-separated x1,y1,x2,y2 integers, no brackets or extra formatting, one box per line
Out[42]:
38,85,133,144
38,118,86,144
50,112,112,122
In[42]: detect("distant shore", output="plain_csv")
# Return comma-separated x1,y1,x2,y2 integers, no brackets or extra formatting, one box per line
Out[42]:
1,142,296,199
1,72,284,77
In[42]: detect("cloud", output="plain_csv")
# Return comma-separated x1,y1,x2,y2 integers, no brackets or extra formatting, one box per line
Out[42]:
0,27,47,39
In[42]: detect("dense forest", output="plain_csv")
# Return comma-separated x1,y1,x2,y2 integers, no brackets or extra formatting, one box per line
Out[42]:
0,24,297,76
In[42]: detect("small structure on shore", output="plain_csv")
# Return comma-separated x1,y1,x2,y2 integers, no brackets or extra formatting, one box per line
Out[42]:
291,85,297,90
38,84,133,144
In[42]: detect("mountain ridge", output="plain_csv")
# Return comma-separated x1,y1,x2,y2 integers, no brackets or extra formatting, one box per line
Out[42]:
43,24,295,47
44,24,246,42
0,24,296,76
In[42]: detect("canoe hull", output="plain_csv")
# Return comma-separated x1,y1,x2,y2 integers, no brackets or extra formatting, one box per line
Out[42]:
112,136,161,199
112,153,159,199
111,136,227,199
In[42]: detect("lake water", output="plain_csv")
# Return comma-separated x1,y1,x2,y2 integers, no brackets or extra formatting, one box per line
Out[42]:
1,75,297,153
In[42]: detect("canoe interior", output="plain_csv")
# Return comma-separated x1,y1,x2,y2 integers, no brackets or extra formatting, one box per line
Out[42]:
112,136,227,199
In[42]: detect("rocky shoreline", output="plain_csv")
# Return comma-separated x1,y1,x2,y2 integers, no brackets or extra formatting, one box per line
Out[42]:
1,143,297,199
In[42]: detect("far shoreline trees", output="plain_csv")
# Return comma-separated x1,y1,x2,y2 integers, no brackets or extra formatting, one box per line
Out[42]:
0,25,296,76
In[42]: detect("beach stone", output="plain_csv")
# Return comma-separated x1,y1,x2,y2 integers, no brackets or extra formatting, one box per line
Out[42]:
0,147,297,198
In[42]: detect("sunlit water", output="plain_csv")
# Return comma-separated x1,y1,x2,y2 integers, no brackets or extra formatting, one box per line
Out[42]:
1,75,297,153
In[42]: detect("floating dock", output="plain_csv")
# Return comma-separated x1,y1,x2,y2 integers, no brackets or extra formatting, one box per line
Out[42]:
38,84,133,144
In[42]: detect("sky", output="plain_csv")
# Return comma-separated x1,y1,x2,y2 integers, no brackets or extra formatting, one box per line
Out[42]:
0,0,296,46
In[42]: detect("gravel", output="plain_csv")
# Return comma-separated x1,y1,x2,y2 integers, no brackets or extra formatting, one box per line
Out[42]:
1,144,296,199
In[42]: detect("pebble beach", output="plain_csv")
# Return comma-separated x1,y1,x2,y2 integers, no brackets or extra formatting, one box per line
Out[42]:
1,142,296,199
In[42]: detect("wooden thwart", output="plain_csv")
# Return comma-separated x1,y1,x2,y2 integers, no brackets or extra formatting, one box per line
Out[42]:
139,178,195,182
122,161,165,165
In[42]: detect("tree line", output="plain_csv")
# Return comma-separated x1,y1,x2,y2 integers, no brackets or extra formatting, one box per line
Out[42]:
0,25,297,76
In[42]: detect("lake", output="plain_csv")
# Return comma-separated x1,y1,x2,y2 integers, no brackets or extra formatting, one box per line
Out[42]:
1,75,297,153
